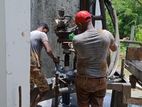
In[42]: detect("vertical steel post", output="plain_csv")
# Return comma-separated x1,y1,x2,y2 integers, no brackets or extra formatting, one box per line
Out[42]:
120,59,125,78
55,74,59,107
92,0,96,26
99,0,106,29
80,0,90,11
62,51,70,105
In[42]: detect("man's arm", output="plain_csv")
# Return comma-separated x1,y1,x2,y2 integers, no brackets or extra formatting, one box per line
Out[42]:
106,30,118,52
43,41,59,63
109,42,117,52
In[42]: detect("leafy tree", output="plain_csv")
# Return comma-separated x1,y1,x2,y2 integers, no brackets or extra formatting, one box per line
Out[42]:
107,0,142,40
135,25,142,42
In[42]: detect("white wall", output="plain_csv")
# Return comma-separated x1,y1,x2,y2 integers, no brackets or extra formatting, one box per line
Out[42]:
0,0,30,107
0,0,7,106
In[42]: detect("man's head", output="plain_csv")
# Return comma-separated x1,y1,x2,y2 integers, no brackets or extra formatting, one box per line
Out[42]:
38,23,49,34
75,11,92,32
75,10,92,27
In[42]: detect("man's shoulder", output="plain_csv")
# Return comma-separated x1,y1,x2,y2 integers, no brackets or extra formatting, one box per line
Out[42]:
96,29,110,34
97,29,113,38
31,30,42,34
102,29,112,35
31,30,40,35
31,30,47,36
74,33,85,40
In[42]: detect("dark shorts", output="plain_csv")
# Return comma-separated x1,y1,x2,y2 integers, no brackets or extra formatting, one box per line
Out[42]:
30,66,49,92
75,75,107,107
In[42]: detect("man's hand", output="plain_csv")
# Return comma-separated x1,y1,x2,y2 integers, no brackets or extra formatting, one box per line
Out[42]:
110,42,118,52
53,57,60,64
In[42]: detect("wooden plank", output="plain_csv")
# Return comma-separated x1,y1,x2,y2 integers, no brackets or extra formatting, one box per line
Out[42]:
125,61,142,82
126,47,142,61
111,90,128,107
127,98,142,105
107,83,123,91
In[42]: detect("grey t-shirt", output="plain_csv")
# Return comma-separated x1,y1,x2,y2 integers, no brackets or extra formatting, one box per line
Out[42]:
30,30,48,67
73,28,114,77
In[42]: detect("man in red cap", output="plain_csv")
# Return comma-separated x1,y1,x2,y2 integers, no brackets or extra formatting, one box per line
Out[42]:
73,10,117,107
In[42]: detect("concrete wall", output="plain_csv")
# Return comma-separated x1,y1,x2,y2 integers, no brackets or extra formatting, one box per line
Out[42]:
31,0,79,77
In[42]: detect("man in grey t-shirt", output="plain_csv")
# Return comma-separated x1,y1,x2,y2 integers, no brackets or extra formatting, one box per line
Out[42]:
30,23,59,107
73,11,117,107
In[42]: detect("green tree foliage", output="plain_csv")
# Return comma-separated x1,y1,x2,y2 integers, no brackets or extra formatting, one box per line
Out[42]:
135,25,142,42
107,0,142,40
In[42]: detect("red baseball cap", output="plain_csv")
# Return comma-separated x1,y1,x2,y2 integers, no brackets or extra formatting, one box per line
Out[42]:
75,10,92,25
